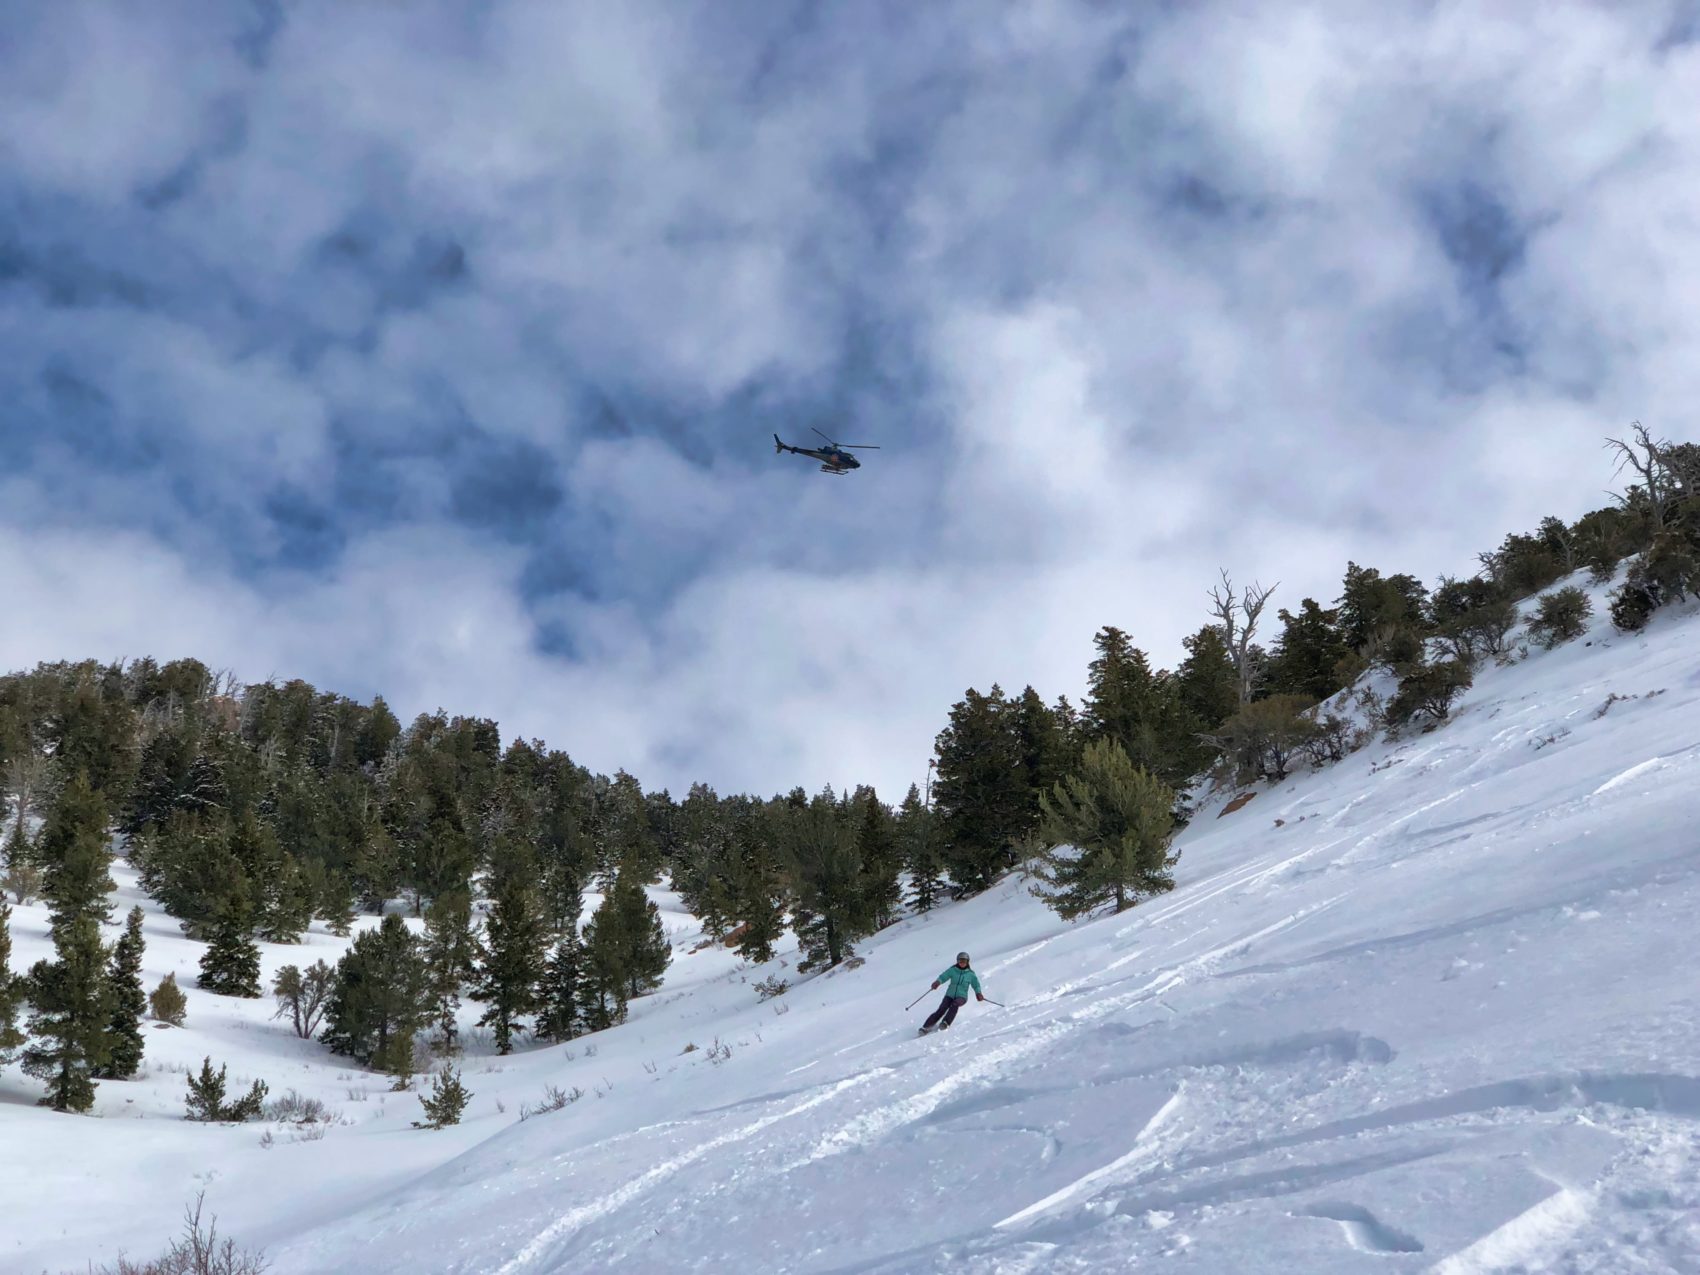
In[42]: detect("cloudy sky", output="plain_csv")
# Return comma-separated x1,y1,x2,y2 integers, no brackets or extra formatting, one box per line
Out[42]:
2,1,1697,799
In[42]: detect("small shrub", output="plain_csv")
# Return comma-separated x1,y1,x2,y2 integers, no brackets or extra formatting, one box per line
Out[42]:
77,1192,267,1274
2,859,42,905
706,1038,732,1065
150,973,188,1027
413,1065,470,1129
1611,531,1700,631
1386,659,1474,728
1527,587,1593,648
262,1089,335,1126
681,1042,698,1054
1297,713,1355,767
754,976,789,1002
185,1058,269,1123
518,1084,583,1121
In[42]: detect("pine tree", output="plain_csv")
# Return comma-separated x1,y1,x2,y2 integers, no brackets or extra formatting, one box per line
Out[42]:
474,876,546,1055
535,935,583,1042
1034,739,1178,920
321,915,431,1074
595,771,660,885
0,899,25,1069
932,685,1027,893
22,915,114,1111
38,772,114,935
184,1056,268,1122
1265,601,1351,703
422,888,480,1054
198,858,261,1000
322,872,358,937
149,972,188,1026
1082,632,1191,787
851,788,903,929
98,906,147,1079
783,794,874,972
414,1064,470,1129
610,871,670,1000
895,785,943,913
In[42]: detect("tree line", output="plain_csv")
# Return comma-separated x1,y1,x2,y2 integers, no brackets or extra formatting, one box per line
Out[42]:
2,425,1696,1111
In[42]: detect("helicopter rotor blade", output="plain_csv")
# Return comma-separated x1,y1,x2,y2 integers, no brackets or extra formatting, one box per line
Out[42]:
810,426,836,446
839,444,880,450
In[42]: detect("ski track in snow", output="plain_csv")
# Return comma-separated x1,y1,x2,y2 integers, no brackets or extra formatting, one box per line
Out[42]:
493,1069,887,1272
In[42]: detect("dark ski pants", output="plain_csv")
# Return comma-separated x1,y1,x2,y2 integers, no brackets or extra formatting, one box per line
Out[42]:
924,994,967,1031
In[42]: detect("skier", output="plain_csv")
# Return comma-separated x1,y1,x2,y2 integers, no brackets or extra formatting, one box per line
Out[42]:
919,952,984,1034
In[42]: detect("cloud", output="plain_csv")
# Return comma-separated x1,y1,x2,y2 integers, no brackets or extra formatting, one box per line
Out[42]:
3,1,1699,798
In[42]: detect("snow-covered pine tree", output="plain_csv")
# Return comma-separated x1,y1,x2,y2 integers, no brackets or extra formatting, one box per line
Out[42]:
97,906,147,1079
22,914,114,1111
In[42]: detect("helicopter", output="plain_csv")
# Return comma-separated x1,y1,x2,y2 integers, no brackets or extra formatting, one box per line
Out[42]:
774,427,880,475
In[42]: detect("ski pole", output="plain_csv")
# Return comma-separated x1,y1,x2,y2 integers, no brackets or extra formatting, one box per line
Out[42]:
982,998,1005,1007
905,989,933,1011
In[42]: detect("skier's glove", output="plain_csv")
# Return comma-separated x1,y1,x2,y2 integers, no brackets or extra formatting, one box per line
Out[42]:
931,981,940,989
976,994,985,1002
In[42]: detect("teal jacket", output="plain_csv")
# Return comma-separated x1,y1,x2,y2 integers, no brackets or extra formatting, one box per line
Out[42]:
937,965,982,1000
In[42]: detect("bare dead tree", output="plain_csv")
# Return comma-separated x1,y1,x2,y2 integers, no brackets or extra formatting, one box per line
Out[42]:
1209,570,1278,709
1605,421,1675,526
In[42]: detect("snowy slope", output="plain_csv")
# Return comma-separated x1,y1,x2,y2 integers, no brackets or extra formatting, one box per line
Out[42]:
8,577,1700,1273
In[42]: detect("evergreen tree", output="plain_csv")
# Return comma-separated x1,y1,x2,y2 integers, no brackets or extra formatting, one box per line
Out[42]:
38,772,114,934
97,906,147,1079
851,787,903,930
783,794,874,972
22,915,114,1111
422,888,480,1054
727,815,788,965
1265,601,1351,702
321,914,431,1074
414,1064,470,1129
474,876,546,1055
610,871,670,999
1034,740,1178,920
1337,563,1429,652
184,1056,267,1122
196,849,261,999
1012,688,1072,836
595,771,660,885
535,935,583,1042
932,685,1027,893
1082,632,1191,788
895,785,943,913
580,869,671,1027
0,899,25,1069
